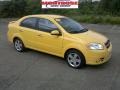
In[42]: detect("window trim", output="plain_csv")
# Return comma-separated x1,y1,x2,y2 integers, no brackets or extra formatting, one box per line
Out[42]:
36,18,62,35
20,17,38,30
20,17,62,36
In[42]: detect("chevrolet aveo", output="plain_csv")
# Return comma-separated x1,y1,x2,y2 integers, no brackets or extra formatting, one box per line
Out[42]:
7,15,112,69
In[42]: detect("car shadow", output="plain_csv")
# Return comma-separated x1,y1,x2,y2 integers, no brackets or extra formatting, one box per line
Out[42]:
17,48,113,70
25,48,66,63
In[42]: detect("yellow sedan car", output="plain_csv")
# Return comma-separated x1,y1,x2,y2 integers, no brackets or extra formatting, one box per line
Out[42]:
7,14,112,69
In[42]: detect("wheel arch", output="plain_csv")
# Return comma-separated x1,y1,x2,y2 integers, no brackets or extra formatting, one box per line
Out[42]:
12,33,24,43
64,48,86,68
13,37,21,43
64,48,86,63
12,36,25,47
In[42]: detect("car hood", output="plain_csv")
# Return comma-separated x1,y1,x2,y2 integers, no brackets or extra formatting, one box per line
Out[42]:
71,30,108,44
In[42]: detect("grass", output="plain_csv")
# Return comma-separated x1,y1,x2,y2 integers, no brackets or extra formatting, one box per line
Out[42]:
69,15,120,25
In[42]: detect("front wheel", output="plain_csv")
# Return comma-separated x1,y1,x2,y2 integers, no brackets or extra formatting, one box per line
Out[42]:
65,50,86,69
14,38,25,52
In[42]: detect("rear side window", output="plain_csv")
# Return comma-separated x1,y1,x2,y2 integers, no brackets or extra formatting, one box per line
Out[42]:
20,17,37,29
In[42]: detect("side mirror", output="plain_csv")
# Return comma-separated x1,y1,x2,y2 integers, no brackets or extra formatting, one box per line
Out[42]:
51,30,61,35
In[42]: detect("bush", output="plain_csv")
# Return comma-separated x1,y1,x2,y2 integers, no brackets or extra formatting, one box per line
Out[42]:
0,0,27,17
70,15,120,25
0,0,120,24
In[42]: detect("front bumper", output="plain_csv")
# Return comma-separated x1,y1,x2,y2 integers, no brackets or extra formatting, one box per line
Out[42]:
85,43,112,65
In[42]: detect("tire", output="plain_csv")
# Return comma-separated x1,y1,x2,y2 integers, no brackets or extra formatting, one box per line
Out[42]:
65,50,86,69
14,38,25,52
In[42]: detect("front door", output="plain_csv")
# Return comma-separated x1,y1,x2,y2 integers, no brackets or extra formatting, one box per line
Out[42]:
35,18,63,56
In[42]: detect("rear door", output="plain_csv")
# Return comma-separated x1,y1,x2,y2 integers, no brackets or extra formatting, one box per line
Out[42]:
19,17,42,49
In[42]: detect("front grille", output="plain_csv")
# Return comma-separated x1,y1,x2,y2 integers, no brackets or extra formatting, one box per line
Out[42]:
105,40,110,49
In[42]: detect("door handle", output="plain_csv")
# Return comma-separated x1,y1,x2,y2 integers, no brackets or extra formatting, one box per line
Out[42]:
19,30,23,32
37,34,43,37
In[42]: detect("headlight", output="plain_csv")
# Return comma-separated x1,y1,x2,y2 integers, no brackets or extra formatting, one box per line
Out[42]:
88,43,104,50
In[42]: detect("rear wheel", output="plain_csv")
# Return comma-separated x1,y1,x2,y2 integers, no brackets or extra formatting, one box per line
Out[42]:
14,38,25,52
65,50,85,69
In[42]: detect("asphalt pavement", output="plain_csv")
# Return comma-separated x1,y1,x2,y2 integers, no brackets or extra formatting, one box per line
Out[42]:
0,19,120,90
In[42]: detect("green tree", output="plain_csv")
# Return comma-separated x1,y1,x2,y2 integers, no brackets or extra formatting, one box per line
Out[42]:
100,0,120,15
1,0,27,17
25,0,41,15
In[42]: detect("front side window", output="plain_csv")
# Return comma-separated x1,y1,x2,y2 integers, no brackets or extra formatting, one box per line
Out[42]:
55,18,88,34
37,18,58,33
20,17,37,29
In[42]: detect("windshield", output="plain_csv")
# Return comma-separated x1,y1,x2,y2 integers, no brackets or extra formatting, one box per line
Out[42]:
55,18,88,34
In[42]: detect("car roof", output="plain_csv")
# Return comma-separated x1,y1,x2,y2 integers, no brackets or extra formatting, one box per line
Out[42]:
26,14,65,19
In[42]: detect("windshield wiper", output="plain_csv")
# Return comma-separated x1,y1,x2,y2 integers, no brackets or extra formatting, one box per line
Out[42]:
69,28,88,34
81,28,88,31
